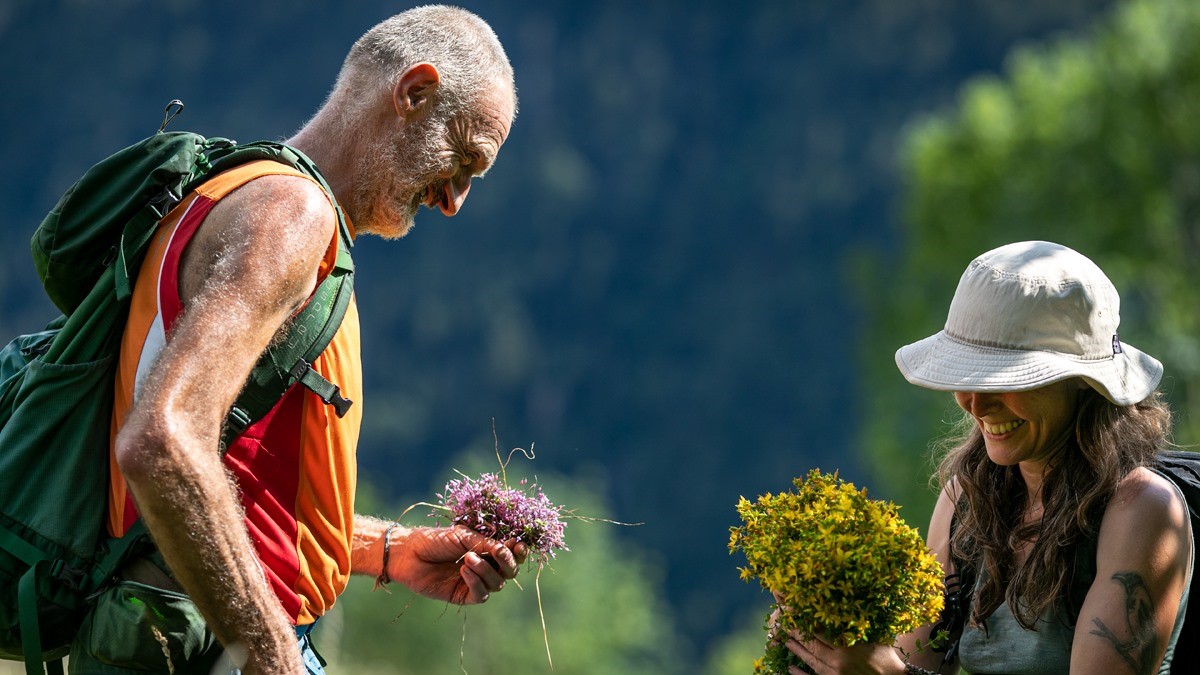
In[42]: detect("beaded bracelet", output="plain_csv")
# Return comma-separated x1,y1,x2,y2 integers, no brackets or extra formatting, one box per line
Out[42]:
903,663,938,675
374,521,400,590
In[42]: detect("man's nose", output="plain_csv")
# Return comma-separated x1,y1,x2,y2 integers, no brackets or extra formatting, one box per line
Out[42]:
439,175,472,216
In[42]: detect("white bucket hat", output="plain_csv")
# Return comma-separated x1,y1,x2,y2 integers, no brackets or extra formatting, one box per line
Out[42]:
894,240,1162,406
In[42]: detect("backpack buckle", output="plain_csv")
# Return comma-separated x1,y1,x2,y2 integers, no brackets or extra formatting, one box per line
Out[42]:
226,406,252,433
327,390,353,418
147,188,181,219
49,560,85,591
289,359,354,418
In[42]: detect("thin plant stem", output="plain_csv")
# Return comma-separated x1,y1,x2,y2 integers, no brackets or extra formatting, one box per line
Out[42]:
460,612,469,675
536,564,554,670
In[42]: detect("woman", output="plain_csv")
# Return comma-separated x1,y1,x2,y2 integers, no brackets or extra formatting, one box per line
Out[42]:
784,241,1191,674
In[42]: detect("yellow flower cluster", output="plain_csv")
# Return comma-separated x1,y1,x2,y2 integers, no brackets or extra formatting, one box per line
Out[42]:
729,470,944,674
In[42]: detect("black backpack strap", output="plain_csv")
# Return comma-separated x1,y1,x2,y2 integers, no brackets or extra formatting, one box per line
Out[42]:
1152,451,1200,674
932,500,974,663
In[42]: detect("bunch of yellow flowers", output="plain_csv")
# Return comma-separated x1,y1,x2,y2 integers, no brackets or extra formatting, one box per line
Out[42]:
729,470,944,674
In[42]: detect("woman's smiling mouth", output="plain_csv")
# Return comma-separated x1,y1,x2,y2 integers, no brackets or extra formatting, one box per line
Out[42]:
983,419,1026,435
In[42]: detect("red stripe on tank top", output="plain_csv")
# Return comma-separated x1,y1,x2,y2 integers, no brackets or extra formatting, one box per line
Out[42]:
223,385,305,619
158,196,217,333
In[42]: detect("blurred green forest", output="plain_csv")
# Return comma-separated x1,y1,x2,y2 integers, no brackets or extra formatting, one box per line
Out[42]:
11,0,1196,672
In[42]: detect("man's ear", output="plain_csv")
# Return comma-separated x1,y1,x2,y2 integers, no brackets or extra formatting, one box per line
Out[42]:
393,63,441,117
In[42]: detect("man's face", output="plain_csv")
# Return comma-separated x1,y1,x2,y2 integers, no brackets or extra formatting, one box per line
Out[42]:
356,82,515,239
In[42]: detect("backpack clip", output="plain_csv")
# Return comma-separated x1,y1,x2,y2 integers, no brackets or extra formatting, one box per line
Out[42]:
147,188,182,219
289,359,353,418
159,99,185,133
226,406,253,434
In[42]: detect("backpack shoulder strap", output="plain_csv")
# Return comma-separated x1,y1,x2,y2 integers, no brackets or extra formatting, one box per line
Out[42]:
1150,451,1200,673
1155,451,1200,517
221,242,355,446
930,497,974,662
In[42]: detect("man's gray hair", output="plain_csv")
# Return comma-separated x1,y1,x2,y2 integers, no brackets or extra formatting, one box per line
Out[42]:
336,5,516,118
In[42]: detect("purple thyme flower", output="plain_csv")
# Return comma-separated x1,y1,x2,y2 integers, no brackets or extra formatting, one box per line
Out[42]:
436,472,568,564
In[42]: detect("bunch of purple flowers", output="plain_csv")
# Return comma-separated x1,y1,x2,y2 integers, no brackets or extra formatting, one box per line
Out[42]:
436,472,568,565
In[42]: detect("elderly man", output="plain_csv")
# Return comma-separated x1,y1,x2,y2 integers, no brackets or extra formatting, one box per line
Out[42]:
71,6,522,674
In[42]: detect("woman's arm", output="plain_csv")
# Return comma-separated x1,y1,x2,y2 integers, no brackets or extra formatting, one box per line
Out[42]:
1070,467,1190,675
894,483,961,674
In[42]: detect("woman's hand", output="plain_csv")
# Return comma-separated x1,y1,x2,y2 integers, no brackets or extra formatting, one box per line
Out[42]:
770,593,912,674
784,630,906,675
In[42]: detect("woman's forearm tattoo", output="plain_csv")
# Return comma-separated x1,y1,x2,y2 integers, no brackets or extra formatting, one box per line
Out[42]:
1088,571,1158,675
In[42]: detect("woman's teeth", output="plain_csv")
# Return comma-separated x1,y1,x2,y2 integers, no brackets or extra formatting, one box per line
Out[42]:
984,419,1025,435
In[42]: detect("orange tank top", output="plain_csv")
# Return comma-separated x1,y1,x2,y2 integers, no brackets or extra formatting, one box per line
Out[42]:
107,160,362,625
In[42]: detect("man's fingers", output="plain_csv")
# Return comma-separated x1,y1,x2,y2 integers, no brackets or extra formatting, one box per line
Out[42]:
786,639,817,673
447,526,527,582
484,540,523,578
464,551,509,592
787,636,834,675
504,538,530,565
458,563,490,604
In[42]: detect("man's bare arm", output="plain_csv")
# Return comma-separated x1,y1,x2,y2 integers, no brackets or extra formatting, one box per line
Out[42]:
114,175,335,674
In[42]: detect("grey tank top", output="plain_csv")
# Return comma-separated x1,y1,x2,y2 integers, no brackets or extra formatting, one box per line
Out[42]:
958,480,1193,674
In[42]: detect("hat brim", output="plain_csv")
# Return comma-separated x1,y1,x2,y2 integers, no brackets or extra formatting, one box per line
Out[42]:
895,331,1163,406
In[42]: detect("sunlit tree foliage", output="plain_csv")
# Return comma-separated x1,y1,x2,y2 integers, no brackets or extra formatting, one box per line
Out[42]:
860,0,1200,525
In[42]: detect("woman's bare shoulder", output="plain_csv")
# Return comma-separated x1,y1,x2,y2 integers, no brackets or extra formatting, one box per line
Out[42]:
1097,465,1188,565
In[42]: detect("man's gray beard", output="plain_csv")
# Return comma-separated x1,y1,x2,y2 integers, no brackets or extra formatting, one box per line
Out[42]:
354,115,449,240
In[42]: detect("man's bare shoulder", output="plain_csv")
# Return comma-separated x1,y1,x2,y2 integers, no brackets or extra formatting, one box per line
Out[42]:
180,173,337,306
204,173,336,252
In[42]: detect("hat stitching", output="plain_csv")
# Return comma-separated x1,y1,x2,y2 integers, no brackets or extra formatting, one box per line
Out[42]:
938,329,1116,363
975,262,1100,292
974,264,1099,293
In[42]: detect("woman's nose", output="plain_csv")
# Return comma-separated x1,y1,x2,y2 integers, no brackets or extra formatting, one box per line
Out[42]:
957,391,999,416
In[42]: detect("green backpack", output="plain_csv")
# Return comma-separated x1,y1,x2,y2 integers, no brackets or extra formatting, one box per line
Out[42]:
0,101,355,674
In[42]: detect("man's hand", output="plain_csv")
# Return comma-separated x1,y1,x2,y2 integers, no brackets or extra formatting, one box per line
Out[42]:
351,516,528,604
392,526,528,604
